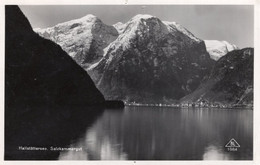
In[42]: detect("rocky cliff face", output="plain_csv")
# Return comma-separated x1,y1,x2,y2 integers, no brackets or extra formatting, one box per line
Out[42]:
88,15,214,103
34,15,118,69
204,40,238,61
5,6,105,111
181,48,253,106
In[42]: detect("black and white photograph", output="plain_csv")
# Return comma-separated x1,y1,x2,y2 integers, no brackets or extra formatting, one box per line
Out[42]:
2,1,258,163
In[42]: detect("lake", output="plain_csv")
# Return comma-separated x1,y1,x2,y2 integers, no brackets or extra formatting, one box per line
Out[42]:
58,106,253,160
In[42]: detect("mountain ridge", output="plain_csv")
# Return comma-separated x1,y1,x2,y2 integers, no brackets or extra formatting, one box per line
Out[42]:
33,13,252,106
6,6,105,111
180,48,253,107
34,14,119,68
87,14,214,103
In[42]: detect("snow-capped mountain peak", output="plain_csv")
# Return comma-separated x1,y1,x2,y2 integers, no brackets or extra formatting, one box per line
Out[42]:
90,14,207,71
113,22,126,34
113,22,124,27
222,41,239,51
80,14,98,20
204,40,239,61
34,14,118,67
131,14,156,20
124,14,163,30
163,21,201,42
44,14,100,30
100,15,169,59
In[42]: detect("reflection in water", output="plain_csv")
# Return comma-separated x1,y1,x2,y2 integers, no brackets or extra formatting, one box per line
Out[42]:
59,107,253,160
59,128,128,160
203,145,231,160
59,110,128,160
5,106,105,160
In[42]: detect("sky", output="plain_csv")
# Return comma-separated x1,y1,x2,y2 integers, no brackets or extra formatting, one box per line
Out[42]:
19,5,254,48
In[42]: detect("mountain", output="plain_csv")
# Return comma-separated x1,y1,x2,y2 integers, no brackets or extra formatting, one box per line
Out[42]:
88,14,214,103
5,5,105,112
180,48,253,107
113,22,127,34
34,15,118,69
204,40,239,61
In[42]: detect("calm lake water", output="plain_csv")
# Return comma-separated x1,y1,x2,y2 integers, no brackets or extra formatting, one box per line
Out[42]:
58,106,253,160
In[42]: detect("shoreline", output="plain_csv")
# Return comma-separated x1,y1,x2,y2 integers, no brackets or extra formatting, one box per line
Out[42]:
124,104,253,110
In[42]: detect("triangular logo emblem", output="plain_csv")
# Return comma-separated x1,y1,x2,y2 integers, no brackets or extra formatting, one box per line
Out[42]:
225,138,240,147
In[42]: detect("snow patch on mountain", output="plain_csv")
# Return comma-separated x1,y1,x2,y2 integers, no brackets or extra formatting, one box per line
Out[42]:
113,22,126,34
131,14,155,20
34,14,118,67
163,21,201,43
204,40,239,61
